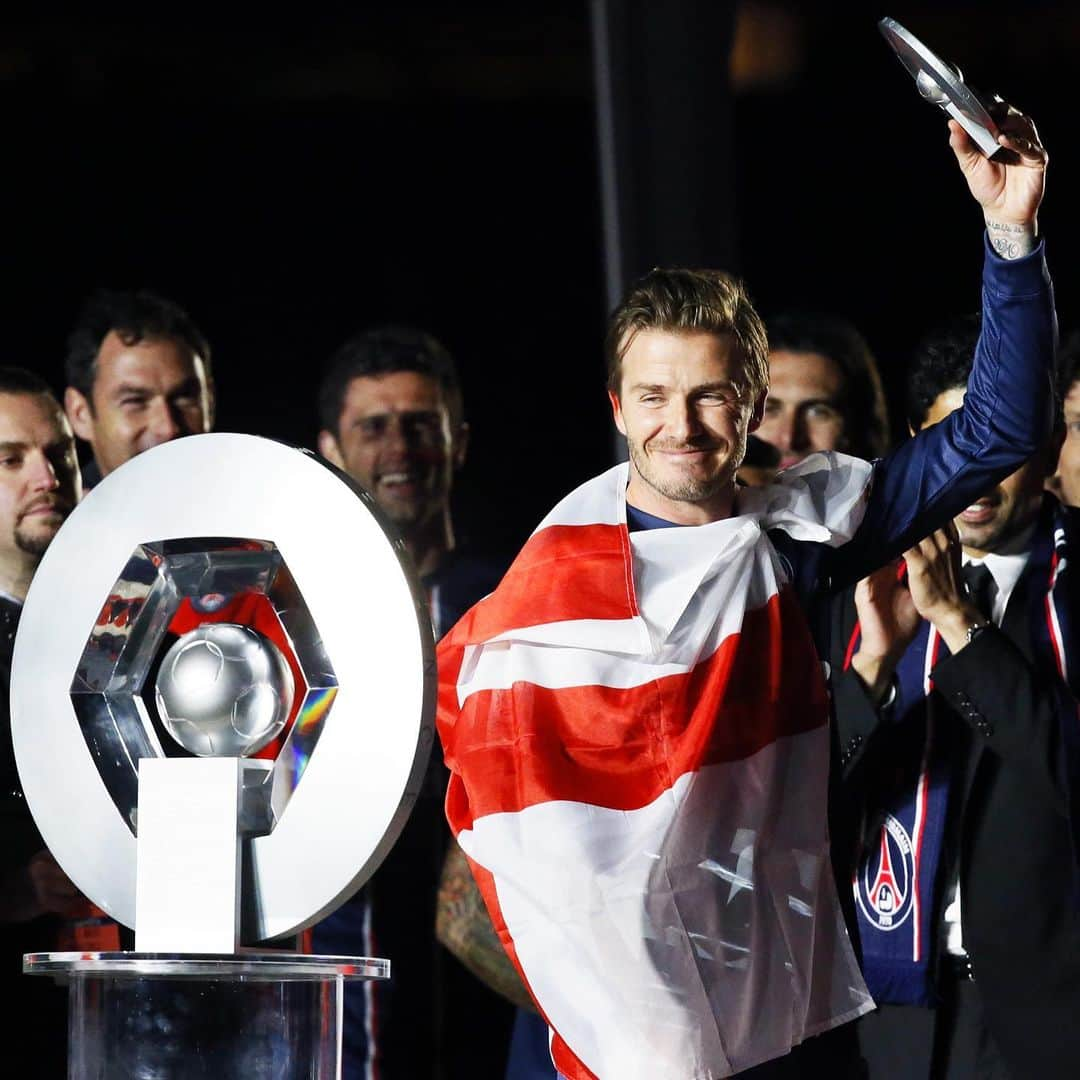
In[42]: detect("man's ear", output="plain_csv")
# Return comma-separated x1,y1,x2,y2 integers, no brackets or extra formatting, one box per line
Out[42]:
608,390,627,436
317,429,345,468
452,422,470,471
64,387,96,444
747,390,767,433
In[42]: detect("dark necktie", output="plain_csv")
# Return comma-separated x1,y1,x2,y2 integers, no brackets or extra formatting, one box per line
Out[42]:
938,563,998,926
962,562,997,624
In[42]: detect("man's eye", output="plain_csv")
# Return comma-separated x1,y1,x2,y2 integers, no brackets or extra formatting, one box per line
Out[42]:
404,416,440,436
1068,420,1080,436
806,404,841,422
359,419,387,438
0,457,20,468
120,397,148,409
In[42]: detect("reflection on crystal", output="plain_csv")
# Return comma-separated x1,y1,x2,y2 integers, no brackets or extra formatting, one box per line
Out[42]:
72,544,177,696
792,849,818,891
266,561,337,692
69,693,161,831
283,687,338,786
151,539,279,601
155,624,293,757
239,760,275,835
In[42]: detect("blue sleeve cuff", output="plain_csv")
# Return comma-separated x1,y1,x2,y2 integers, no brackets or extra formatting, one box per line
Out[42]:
983,232,1050,297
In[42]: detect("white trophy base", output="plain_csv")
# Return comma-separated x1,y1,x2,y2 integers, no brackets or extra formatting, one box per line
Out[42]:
25,951,389,1079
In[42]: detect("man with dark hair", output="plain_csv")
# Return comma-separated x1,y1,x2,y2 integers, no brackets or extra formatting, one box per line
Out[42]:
833,315,1080,1077
0,369,87,1072
1049,330,1080,506
317,325,466,579
314,326,512,1079
436,112,1054,1078
757,311,891,468
63,289,214,484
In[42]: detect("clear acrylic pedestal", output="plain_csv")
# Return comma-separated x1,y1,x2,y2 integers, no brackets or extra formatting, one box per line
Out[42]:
25,951,389,1079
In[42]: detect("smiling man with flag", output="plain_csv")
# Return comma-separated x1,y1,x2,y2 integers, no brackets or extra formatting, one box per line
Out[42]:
438,110,1053,1079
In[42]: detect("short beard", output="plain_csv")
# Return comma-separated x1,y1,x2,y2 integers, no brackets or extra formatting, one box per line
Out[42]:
14,524,56,558
956,516,1024,557
627,440,734,505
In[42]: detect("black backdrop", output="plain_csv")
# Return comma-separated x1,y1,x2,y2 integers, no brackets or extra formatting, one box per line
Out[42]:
1,5,1076,558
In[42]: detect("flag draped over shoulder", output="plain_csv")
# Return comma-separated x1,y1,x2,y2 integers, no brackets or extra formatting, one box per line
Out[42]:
437,456,876,1080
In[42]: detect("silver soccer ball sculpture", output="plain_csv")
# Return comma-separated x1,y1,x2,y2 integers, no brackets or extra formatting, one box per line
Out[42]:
154,622,294,757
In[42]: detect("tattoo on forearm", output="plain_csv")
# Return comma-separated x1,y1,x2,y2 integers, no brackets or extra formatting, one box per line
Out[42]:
985,219,1036,260
436,841,537,1011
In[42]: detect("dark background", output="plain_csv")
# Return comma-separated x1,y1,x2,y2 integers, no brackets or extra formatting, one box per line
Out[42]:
1,4,1075,557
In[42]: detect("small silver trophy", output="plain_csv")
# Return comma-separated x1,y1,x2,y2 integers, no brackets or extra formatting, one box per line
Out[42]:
11,433,436,1078
879,16,1003,158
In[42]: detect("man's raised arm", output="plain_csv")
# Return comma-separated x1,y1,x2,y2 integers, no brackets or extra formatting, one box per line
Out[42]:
836,108,1054,589
964,104,1046,259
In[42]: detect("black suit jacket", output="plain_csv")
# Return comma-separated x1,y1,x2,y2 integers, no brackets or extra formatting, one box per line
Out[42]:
829,501,1080,1079
0,595,69,1075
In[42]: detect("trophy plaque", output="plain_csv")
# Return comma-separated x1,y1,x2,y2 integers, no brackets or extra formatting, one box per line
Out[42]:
11,433,437,1078
879,16,1003,158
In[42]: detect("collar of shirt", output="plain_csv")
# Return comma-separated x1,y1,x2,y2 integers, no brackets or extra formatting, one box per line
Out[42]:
962,546,1031,625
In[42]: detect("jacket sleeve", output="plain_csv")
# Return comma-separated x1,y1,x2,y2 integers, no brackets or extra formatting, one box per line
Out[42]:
832,238,1056,590
930,626,1076,816
827,585,899,780
832,667,891,779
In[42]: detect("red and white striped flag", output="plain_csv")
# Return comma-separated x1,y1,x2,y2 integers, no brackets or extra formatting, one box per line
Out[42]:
438,455,875,1079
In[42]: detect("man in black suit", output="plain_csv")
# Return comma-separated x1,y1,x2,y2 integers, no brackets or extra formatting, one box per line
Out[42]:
832,316,1080,1078
0,368,87,1073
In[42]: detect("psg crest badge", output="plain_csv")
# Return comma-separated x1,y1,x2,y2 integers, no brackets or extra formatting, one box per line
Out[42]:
855,815,916,931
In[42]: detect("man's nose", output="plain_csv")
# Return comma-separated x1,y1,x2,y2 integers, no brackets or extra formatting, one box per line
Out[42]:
147,398,183,441
380,414,412,450
382,414,432,453
667,399,703,440
26,450,60,492
772,410,809,452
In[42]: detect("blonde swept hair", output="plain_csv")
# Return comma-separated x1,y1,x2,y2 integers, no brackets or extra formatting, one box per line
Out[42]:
606,268,769,399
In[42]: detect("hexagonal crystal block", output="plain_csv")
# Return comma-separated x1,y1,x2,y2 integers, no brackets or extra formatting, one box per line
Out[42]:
69,538,338,834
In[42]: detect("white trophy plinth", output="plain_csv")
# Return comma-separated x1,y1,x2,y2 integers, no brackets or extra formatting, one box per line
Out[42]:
12,435,437,1078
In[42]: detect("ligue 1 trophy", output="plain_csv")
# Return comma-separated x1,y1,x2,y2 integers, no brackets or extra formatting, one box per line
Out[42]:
10,434,436,1078
879,17,1004,158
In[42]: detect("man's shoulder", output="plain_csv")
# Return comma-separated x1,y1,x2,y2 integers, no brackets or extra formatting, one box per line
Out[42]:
426,548,508,633
428,548,506,591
